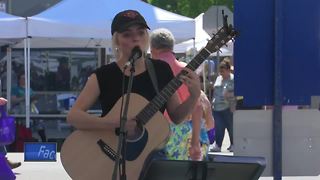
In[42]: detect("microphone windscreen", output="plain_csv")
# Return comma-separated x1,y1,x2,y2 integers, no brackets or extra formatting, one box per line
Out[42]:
132,46,142,60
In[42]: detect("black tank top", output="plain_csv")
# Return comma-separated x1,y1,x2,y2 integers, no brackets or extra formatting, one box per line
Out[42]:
94,58,174,117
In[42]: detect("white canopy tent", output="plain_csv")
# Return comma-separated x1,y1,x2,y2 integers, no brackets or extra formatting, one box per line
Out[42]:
19,0,195,48
0,11,26,46
174,13,233,56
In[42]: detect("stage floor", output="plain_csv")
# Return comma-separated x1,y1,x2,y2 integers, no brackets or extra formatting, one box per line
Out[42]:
7,153,70,180
6,153,320,180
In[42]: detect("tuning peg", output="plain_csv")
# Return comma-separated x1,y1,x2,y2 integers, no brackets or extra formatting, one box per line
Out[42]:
231,39,235,42
225,44,228,47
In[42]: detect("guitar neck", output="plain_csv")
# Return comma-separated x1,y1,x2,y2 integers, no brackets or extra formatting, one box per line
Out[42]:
136,48,213,125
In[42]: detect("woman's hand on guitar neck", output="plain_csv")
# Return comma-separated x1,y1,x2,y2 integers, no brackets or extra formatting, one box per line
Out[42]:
180,68,201,99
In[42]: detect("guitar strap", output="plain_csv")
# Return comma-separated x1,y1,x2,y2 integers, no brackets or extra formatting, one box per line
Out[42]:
145,58,159,94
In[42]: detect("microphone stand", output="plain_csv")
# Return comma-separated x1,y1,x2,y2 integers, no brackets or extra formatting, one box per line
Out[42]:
112,59,136,180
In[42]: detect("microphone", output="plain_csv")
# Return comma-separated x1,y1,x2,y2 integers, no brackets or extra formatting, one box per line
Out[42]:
125,46,142,67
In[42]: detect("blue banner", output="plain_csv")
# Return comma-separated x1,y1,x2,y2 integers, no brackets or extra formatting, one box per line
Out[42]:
234,0,320,105
24,142,57,161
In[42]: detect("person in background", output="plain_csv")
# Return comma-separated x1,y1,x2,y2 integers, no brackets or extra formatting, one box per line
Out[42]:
211,58,235,152
66,9,200,175
0,97,22,169
11,72,37,114
150,28,209,160
199,91,215,146
11,72,46,143
56,57,70,91
196,66,216,147
196,59,216,101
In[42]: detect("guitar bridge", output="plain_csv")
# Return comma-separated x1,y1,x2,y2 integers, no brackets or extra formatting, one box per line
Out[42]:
97,139,119,162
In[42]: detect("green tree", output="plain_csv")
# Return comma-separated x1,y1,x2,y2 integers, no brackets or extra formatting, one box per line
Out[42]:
148,0,233,18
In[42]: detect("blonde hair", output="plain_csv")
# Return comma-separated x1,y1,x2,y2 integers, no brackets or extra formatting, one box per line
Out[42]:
111,30,150,59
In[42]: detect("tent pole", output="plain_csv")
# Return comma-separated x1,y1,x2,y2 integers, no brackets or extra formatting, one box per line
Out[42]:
26,37,31,128
23,38,31,128
23,38,27,125
24,16,31,128
6,46,12,110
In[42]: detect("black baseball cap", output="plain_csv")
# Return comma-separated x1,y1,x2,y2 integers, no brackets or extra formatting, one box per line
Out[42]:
111,10,150,35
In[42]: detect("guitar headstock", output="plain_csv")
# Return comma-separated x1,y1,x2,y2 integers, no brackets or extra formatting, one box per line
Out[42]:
204,21,237,54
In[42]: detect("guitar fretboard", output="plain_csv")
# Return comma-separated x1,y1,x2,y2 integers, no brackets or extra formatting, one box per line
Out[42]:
136,48,213,125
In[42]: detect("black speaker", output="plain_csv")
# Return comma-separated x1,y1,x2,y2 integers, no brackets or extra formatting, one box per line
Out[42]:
142,155,266,180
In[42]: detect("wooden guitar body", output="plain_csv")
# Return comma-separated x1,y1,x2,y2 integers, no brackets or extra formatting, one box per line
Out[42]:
61,93,170,180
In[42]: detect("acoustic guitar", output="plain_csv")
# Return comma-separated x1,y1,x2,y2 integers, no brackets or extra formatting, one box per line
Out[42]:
60,22,237,180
